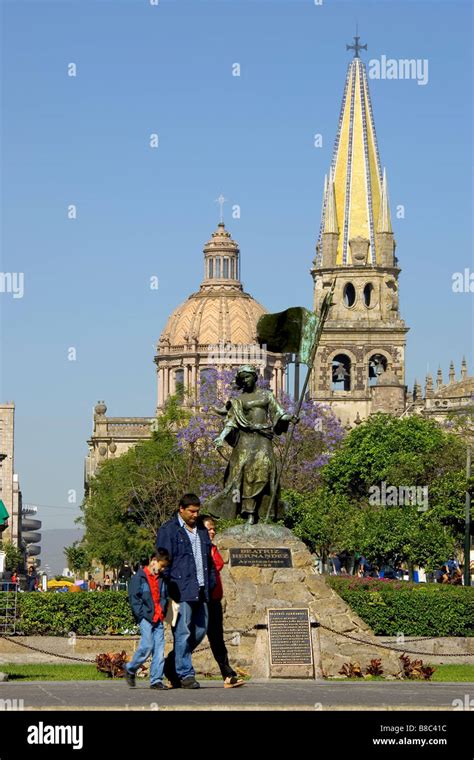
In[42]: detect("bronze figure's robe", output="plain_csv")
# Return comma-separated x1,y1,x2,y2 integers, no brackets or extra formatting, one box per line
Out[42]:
207,389,291,521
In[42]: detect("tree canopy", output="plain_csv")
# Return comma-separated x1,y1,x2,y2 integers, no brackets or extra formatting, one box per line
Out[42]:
285,414,468,571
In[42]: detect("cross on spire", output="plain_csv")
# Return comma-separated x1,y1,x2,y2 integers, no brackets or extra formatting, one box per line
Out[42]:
215,194,227,223
346,35,367,58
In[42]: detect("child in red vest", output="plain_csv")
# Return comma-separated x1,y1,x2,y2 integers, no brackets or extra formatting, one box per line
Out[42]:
125,549,170,689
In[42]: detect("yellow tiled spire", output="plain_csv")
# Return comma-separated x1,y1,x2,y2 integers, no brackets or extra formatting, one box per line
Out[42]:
319,45,390,266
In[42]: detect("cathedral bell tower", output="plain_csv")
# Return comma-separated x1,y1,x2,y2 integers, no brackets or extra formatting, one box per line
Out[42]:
310,38,409,426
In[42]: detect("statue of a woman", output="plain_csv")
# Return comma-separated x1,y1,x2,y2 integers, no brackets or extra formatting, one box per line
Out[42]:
206,365,298,524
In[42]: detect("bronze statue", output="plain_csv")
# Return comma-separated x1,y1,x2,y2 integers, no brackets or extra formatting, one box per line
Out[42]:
206,365,298,524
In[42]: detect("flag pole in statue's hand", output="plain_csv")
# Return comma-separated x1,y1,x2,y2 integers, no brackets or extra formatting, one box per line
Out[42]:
257,280,336,523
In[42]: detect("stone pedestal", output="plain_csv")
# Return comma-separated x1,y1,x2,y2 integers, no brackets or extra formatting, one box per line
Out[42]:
192,525,400,678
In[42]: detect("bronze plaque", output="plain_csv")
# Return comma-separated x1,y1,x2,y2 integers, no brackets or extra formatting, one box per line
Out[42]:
268,608,313,665
229,548,292,568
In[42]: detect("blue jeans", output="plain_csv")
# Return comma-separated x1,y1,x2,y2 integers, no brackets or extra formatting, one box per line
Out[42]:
174,600,208,680
126,619,165,685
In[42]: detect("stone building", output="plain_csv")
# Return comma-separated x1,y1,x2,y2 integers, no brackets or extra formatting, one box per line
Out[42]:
411,359,473,433
0,402,22,548
310,44,409,426
85,222,286,483
84,404,155,488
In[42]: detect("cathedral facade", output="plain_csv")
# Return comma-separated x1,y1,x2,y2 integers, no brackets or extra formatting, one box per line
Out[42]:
85,41,472,483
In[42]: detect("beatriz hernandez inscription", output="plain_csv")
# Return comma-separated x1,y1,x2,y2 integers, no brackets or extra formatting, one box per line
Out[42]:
229,547,292,568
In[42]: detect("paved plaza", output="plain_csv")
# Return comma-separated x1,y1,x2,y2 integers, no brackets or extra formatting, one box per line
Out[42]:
1,678,472,711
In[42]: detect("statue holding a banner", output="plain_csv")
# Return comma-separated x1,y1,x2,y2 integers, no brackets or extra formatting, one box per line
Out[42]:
206,283,336,525
208,365,297,524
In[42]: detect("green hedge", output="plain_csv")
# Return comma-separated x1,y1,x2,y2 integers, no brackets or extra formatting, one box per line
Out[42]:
327,577,474,637
3,580,474,638
0,592,137,636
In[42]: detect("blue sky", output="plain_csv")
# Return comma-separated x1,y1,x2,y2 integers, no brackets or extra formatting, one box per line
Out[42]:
0,0,472,532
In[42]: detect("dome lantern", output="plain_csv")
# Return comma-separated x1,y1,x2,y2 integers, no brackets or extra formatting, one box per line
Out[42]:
201,222,242,290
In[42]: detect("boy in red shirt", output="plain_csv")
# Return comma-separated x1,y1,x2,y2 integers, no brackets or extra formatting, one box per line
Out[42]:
125,549,170,689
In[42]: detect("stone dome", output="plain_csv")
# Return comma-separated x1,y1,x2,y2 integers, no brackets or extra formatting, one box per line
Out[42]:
159,290,266,348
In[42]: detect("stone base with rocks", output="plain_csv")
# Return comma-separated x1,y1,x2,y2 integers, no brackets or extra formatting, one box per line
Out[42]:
191,525,401,678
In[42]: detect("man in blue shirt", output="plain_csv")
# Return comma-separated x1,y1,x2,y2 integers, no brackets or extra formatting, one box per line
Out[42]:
157,493,215,689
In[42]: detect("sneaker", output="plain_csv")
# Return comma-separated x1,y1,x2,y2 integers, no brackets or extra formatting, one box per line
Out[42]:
150,682,167,690
124,668,136,688
180,676,200,689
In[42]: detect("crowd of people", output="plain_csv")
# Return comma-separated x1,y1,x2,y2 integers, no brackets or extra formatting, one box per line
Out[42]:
326,550,465,584
0,567,119,593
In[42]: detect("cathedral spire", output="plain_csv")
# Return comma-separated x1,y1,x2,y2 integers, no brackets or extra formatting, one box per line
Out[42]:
310,39,408,427
317,42,391,267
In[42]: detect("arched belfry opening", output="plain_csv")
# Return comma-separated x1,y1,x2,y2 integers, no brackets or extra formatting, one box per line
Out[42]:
368,354,388,386
363,283,374,307
332,354,351,391
343,283,356,307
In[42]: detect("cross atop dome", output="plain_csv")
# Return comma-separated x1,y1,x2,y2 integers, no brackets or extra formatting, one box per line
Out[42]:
215,194,227,224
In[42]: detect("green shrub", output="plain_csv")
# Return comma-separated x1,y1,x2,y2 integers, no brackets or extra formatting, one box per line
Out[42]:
0,592,137,635
327,577,474,637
